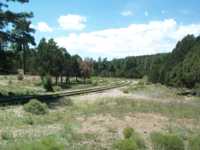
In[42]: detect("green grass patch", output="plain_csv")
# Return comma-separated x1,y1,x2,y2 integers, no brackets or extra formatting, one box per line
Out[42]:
188,135,200,150
72,97,200,119
1,130,13,141
4,136,64,150
114,127,146,150
151,132,185,150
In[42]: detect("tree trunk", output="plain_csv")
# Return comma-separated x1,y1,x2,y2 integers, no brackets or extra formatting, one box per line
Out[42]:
84,77,86,84
0,42,2,51
65,76,70,84
61,75,63,84
55,76,58,85
22,44,26,74
18,44,23,70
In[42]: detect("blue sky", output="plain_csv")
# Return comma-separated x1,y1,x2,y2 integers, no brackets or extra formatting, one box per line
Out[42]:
10,0,200,59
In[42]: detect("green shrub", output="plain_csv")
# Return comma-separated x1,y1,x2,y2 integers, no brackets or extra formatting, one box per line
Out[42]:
92,81,98,86
151,132,184,150
123,127,146,149
114,138,138,150
132,133,146,149
123,127,135,139
42,75,53,92
23,99,48,115
62,124,78,141
1,131,13,140
114,128,146,150
189,135,200,150
123,89,129,94
7,136,64,150
23,115,34,125
38,136,64,150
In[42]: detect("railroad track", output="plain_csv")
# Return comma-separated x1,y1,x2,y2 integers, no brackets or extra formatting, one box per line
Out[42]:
0,80,130,105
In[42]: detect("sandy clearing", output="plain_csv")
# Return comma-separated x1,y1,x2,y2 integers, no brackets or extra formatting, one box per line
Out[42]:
77,113,168,137
72,86,195,104
77,113,168,149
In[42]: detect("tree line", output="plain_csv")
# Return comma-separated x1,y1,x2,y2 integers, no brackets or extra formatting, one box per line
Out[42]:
93,35,200,89
0,37,94,84
0,0,93,85
1,0,200,89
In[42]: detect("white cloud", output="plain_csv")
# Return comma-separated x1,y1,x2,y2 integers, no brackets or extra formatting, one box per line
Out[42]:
58,14,87,31
121,10,133,16
33,22,53,32
55,19,200,59
144,11,149,17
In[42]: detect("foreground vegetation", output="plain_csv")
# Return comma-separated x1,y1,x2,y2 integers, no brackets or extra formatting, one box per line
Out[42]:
0,80,200,149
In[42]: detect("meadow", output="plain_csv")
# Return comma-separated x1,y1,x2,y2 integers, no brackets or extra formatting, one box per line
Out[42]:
0,77,200,149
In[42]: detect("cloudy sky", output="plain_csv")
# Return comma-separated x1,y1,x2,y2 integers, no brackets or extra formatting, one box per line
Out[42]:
10,0,200,59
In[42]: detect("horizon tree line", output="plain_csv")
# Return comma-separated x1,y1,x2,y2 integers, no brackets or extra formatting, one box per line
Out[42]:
1,0,200,90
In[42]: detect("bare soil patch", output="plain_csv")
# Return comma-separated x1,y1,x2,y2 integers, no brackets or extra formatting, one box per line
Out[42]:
77,113,168,137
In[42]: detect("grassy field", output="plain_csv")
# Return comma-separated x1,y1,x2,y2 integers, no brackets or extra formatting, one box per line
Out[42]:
0,78,200,149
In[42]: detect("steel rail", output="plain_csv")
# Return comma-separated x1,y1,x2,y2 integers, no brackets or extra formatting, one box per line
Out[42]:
0,81,130,105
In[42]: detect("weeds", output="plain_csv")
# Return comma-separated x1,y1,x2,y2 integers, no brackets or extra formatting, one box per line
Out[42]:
151,132,184,150
23,99,48,115
42,75,53,92
6,136,64,150
1,130,13,140
188,135,200,150
114,127,146,150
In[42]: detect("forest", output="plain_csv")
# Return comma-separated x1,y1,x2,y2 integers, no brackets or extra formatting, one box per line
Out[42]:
94,34,200,89
1,0,200,89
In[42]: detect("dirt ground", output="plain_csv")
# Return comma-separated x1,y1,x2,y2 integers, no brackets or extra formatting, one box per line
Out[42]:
72,86,196,104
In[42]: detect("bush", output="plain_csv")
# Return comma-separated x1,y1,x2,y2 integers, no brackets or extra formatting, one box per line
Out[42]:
114,127,146,150
151,132,184,150
114,138,138,150
1,131,13,140
23,115,34,125
42,75,53,92
189,135,200,150
123,127,135,139
123,127,146,149
92,81,98,86
123,89,129,94
23,99,48,115
17,69,24,81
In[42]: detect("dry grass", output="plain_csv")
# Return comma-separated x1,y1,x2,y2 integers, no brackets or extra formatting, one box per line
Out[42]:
0,79,200,149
